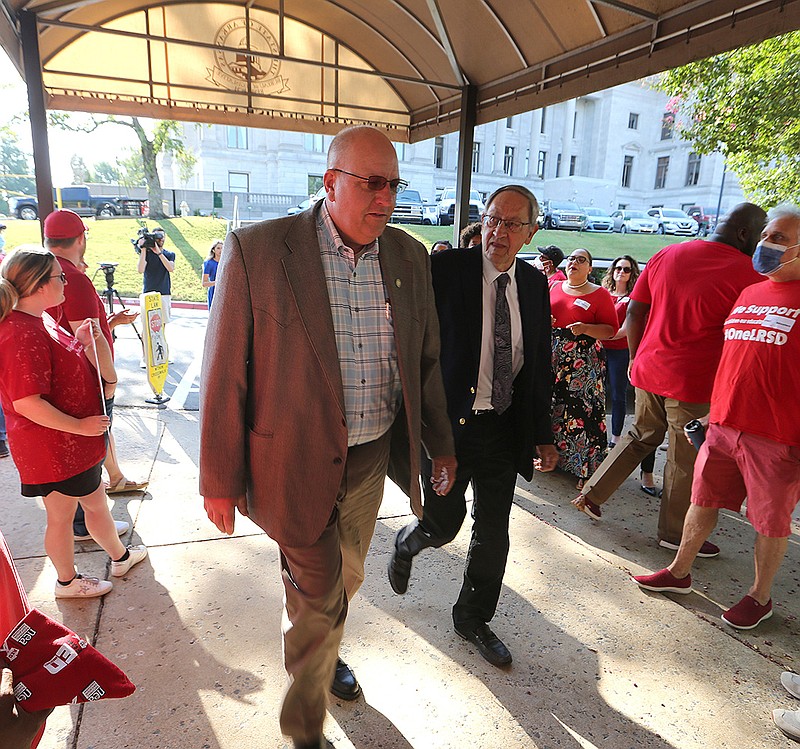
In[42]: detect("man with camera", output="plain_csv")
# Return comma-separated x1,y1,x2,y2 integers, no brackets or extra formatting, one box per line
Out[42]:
135,227,175,322
43,210,148,517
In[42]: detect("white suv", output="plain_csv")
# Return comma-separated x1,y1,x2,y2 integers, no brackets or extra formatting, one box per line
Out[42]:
647,208,700,236
437,188,484,226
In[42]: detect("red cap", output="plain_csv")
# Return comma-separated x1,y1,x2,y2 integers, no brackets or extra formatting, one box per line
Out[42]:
43,210,87,239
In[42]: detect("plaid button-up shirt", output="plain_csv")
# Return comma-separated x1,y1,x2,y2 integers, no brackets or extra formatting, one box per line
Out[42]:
317,202,402,447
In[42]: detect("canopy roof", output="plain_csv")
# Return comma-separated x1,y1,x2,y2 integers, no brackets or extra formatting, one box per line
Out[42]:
4,0,799,143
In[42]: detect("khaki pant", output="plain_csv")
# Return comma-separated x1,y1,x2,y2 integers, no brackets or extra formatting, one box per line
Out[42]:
278,431,391,743
582,388,709,543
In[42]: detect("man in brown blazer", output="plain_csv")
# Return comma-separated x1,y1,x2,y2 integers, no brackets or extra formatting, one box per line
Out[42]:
199,125,456,749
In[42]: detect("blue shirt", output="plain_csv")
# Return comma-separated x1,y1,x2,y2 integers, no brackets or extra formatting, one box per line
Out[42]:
203,258,219,307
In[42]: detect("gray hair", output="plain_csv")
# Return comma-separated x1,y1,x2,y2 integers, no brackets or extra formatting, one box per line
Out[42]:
485,185,540,224
767,203,800,223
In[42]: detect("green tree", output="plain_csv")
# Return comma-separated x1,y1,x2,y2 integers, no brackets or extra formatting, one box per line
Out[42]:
656,31,800,207
115,149,146,189
0,126,35,214
93,160,122,184
49,114,196,219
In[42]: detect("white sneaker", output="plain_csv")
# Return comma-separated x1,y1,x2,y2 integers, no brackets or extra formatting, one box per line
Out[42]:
74,520,130,542
773,709,800,741
111,544,148,577
782,672,800,700
55,574,113,598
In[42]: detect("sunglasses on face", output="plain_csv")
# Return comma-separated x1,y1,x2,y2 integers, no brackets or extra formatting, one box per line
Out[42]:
332,169,408,194
613,266,632,273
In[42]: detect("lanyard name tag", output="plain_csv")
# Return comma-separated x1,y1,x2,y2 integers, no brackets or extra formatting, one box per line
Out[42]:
573,298,591,310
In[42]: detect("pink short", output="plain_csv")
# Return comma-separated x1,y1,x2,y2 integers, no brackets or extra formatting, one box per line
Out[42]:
692,423,800,537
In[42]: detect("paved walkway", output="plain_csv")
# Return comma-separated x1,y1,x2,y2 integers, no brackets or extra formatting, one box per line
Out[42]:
2,310,798,749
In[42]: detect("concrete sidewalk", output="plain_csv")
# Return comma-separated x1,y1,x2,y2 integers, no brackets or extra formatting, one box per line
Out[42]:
2,325,798,747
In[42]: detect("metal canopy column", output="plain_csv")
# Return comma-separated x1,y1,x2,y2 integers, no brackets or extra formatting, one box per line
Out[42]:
453,84,477,246
20,11,53,233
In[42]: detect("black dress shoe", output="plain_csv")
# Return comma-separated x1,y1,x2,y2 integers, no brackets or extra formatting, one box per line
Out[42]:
388,546,413,594
293,738,333,749
454,622,512,667
640,484,659,497
388,522,432,594
331,657,361,700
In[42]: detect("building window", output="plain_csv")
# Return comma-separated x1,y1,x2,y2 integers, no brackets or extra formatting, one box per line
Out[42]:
654,156,669,189
572,111,578,139
685,152,701,186
503,146,515,176
569,155,577,176
555,153,562,178
506,116,514,128
308,175,324,195
661,112,674,140
303,133,324,152
228,171,249,192
540,107,547,134
628,112,639,130
471,142,481,173
227,127,248,149
536,151,546,179
433,137,444,169
621,155,634,187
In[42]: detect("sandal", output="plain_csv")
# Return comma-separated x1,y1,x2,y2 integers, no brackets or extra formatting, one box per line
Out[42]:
106,478,149,495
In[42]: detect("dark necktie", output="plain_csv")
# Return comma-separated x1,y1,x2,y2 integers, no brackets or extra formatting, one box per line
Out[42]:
491,272,512,414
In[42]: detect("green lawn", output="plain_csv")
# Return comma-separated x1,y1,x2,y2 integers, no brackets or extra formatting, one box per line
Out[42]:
403,224,673,262
3,215,676,302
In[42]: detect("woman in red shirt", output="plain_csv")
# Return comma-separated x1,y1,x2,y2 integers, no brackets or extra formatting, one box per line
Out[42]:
0,247,147,599
601,255,658,495
549,249,618,488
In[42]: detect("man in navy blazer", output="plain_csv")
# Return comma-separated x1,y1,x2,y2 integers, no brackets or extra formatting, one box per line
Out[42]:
388,185,558,666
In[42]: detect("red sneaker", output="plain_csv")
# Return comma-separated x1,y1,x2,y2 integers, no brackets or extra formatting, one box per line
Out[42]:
633,568,692,594
721,595,773,630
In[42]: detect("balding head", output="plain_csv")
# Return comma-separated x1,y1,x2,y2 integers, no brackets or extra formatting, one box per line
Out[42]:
710,202,767,256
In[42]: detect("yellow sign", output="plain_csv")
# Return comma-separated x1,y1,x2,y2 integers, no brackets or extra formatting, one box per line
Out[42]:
141,292,169,397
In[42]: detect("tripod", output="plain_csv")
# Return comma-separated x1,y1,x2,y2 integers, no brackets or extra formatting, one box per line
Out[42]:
92,265,143,344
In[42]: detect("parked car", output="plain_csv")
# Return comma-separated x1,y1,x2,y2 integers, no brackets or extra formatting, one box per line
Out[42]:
422,202,438,225
685,205,718,236
287,198,311,215
610,209,659,234
391,189,424,224
541,200,586,231
647,207,699,236
9,185,133,220
581,207,614,232
437,188,484,226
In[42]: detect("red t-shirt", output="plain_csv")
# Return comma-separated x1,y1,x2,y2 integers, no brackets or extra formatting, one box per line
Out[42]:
629,239,761,402
47,257,113,354
602,295,630,350
0,311,105,484
549,283,618,332
710,279,800,446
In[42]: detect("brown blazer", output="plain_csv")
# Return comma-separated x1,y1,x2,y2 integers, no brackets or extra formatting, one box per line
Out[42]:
199,203,454,548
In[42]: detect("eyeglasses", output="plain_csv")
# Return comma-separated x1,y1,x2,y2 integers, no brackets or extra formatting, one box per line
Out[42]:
481,214,532,234
331,169,408,194
613,266,632,274
567,255,589,264
48,272,67,283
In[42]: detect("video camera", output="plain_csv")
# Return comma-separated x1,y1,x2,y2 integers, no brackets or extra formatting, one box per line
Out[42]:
98,262,118,290
131,226,165,254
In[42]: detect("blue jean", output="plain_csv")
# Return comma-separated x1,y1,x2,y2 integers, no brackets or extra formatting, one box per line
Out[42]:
0,406,6,441
605,348,655,474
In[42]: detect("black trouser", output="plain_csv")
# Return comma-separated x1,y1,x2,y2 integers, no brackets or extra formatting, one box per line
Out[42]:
73,395,114,535
420,409,518,629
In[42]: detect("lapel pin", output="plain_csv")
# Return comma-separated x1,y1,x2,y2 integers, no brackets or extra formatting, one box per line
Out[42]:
395,278,402,288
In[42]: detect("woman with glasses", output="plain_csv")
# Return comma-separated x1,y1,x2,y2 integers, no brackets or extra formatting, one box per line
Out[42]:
0,246,147,599
602,256,658,495
202,239,224,308
549,249,618,488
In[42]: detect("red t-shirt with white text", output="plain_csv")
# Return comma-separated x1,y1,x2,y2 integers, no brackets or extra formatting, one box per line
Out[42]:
710,279,800,446
0,311,105,483
629,239,761,402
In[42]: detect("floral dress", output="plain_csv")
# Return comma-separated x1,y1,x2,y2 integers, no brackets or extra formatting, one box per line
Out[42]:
549,284,618,480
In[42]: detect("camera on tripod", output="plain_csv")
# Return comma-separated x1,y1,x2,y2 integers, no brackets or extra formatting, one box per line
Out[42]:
98,262,118,290
131,227,165,254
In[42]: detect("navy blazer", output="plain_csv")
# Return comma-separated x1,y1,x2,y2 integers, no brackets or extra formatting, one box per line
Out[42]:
430,245,553,480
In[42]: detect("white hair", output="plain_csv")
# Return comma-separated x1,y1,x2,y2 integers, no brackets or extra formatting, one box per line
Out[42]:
767,203,800,223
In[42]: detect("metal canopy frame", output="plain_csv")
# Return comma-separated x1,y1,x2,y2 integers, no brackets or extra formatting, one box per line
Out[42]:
4,0,800,238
